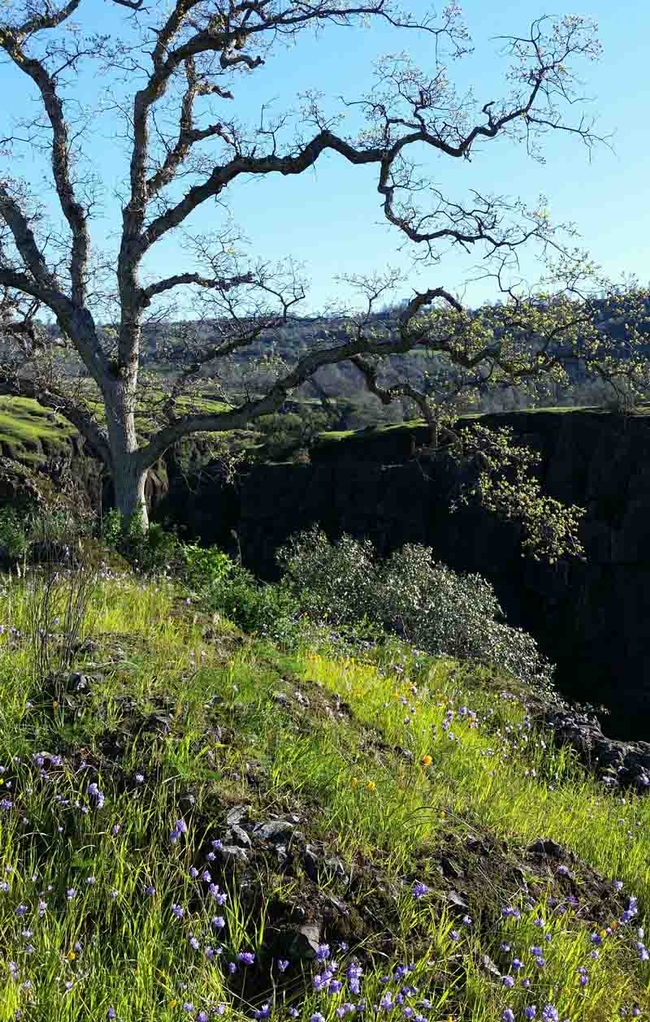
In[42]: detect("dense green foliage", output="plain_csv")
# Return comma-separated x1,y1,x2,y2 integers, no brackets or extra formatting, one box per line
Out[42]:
279,528,553,690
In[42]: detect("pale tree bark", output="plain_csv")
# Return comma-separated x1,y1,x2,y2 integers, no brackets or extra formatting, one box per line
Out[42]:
112,452,149,524
0,1,616,526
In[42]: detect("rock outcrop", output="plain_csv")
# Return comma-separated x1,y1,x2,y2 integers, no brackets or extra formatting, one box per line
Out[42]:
543,708,650,792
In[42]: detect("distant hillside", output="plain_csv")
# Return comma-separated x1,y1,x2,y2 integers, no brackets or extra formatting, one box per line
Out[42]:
133,295,650,420
19,294,650,439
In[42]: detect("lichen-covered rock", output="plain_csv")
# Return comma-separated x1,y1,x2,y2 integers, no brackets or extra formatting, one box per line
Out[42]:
0,455,46,511
544,708,650,792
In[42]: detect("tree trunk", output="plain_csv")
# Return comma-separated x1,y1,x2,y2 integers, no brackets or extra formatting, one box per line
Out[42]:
111,453,149,528
104,370,148,527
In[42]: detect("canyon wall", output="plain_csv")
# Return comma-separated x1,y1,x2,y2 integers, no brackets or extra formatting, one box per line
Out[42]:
162,410,650,740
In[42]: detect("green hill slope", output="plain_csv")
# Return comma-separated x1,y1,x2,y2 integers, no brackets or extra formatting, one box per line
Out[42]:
0,575,647,1021
0,397,76,464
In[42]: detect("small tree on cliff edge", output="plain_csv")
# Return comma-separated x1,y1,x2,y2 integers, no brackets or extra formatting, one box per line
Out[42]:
0,0,614,526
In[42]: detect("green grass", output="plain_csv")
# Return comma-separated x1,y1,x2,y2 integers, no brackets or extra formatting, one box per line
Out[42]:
316,402,650,446
0,573,647,1021
0,393,231,463
0,398,76,462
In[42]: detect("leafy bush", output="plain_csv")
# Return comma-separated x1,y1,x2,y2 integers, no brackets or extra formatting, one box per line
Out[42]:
277,528,378,625
181,543,234,591
204,563,299,640
103,510,182,574
0,505,92,565
279,527,553,689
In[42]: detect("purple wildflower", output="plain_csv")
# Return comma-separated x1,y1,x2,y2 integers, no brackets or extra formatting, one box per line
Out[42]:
88,783,105,809
542,1008,559,1022
412,881,430,900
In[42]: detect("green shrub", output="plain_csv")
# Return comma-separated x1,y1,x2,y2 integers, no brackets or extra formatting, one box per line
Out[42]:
181,543,234,591
379,543,551,688
279,527,553,689
277,528,378,625
103,510,182,574
0,505,92,565
204,562,299,640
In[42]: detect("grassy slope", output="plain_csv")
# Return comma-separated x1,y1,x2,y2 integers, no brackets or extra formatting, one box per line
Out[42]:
0,576,648,1021
0,398,76,464
0,395,232,469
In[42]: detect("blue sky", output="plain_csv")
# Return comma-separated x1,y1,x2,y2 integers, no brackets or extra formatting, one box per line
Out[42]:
1,0,648,315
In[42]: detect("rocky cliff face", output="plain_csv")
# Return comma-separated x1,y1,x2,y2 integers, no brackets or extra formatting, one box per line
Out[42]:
161,409,650,741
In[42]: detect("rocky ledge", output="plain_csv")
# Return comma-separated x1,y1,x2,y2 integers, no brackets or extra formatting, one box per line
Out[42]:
544,709,650,792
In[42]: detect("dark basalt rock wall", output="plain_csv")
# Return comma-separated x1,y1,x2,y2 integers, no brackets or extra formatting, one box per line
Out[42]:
161,410,650,741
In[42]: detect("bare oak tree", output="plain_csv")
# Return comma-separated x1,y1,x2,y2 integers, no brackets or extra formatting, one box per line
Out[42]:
0,0,606,524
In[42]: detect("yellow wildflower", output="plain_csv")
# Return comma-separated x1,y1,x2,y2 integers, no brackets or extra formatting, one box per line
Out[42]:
420,755,433,767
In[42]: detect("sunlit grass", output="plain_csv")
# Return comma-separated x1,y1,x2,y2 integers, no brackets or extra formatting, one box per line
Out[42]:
0,574,647,1020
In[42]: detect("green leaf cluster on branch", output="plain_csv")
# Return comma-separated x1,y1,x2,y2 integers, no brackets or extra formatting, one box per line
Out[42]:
451,423,586,563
